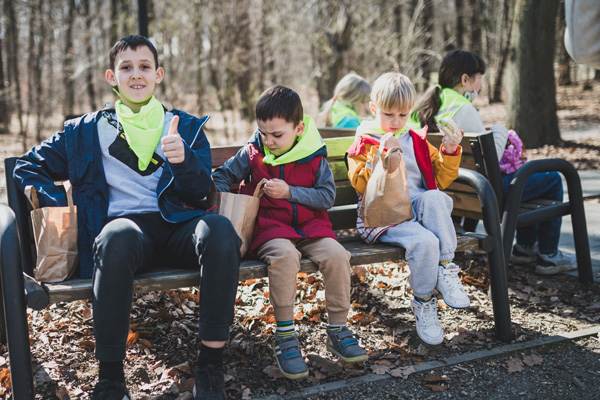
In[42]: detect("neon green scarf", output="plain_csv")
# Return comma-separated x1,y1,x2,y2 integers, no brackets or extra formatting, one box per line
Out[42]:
330,101,360,126
115,96,165,171
355,119,409,138
262,115,325,166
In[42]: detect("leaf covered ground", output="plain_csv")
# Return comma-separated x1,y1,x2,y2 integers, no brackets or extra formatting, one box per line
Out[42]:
1,250,598,399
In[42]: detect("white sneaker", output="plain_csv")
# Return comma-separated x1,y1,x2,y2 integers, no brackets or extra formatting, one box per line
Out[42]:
411,297,444,345
435,262,471,309
535,250,577,275
511,242,538,265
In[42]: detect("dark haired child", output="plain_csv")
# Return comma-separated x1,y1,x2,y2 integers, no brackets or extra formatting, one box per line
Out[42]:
213,85,367,380
14,34,240,399
409,49,576,275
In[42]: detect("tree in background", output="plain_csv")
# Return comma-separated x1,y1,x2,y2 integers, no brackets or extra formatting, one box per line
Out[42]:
506,0,560,147
0,0,592,146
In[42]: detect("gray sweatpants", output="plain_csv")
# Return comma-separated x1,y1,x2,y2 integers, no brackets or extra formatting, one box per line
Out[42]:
379,190,456,298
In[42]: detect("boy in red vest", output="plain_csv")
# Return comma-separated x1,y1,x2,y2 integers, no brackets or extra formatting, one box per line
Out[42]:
213,85,367,379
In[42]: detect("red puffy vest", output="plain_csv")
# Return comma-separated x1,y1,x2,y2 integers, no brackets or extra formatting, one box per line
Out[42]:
239,144,336,256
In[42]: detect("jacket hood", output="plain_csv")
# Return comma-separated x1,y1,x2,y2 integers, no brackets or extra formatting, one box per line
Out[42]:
249,115,327,165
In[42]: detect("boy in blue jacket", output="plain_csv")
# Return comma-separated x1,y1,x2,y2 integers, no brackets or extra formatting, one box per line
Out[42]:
13,35,239,400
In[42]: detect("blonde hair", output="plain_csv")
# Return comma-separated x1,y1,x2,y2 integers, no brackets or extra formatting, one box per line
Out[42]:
319,73,371,126
370,72,416,112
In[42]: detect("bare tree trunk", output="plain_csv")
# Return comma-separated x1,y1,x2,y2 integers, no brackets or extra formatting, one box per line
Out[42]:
420,0,434,87
394,4,404,65
234,0,253,120
314,3,354,103
82,0,97,110
27,0,38,132
110,0,119,47
491,0,512,103
195,6,205,114
506,0,560,147
595,69,600,81
34,0,46,143
455,0,465,48
0,36,9,133
63,0,76,116
4,0,25,146
468,0,482,55
556,0,571,86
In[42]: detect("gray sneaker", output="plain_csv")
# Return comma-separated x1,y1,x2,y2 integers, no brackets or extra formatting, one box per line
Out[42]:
535,250,577,275
273,333,308,379
326,326,368,363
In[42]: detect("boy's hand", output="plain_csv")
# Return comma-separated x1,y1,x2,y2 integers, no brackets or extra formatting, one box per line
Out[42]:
263,178,291,199
442,129,463,154
161,115,185,163
380,132,401,150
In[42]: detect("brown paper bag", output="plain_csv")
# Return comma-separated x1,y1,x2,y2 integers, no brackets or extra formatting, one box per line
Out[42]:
208,178,266,257
361,147,413,228
24,181,78,282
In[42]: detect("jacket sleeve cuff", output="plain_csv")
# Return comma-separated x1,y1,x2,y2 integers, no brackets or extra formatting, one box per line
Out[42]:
441,144,461,156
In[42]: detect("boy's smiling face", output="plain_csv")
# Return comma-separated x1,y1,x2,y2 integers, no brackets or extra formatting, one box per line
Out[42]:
371,103,410,133
105,45,164,113
257,117,305,156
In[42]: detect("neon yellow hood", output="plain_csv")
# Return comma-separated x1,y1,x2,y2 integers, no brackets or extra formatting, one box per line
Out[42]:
263,115,325,166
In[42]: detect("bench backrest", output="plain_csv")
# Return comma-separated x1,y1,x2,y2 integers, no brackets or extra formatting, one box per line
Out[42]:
427,130,505,219
5,128,502,276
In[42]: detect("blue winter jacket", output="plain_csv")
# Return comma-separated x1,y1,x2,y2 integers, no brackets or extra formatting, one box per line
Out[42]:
14,107,213,278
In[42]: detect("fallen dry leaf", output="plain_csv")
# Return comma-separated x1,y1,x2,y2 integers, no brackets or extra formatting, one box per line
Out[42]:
425,384,449,392
423,375,448,383
79,340,96,351
506,357,524,374
127,331,139,346
55,386,69,400
389,365,415,379
0,368,11,390
371,364,390,375
241,387,252,399
522,354,544,367
263,365,284,379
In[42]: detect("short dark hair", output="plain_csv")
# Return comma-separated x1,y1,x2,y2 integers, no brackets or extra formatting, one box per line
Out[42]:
109,35,159,71
255,85,303,126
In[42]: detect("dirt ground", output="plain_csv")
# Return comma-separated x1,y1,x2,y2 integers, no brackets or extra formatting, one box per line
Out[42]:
0,82,599,399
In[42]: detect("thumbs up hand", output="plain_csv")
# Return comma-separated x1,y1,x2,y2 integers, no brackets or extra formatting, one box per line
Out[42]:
161,115,185,163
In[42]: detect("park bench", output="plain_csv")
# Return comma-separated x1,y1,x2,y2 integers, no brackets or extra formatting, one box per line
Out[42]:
0,129,513,399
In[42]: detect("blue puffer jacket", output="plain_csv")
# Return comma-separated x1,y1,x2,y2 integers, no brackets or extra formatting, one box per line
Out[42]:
14,107,213,278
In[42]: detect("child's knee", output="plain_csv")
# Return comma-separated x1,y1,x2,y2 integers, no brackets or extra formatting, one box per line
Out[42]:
94,218,143,253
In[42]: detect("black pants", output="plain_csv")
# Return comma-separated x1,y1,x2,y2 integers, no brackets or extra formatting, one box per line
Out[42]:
91,212,241,362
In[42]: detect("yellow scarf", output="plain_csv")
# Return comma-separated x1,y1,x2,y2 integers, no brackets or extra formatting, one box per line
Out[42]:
115,96,165,171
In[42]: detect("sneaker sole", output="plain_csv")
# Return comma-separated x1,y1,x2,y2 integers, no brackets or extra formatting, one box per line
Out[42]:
510,255,536,265
326,344,368,363
434,288,471,309
415,329,444,346
535,264,577,275
274,354,309,380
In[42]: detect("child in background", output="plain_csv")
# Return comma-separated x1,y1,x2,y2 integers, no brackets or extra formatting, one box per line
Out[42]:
347,72,470,346
319,73,371,128
410,49,577,275
213,85,367,379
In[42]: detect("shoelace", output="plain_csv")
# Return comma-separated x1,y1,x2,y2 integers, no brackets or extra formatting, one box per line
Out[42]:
416,300,438,327
440,265,466,293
